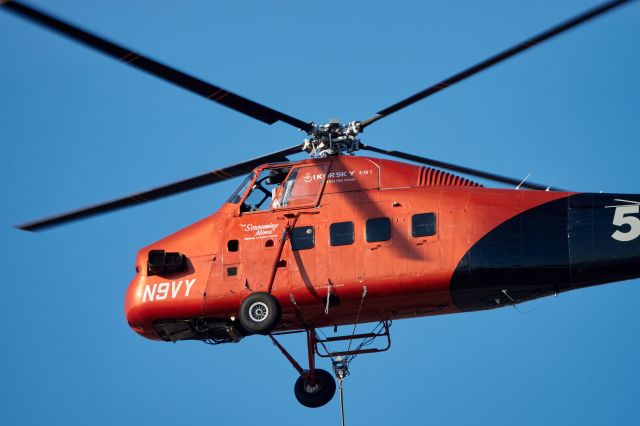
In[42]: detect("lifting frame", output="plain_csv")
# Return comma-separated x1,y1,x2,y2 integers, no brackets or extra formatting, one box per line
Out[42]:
269,321,391,384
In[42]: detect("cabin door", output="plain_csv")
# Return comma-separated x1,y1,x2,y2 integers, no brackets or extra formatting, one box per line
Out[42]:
280,162,332,306
326,202,363,296
360,202,398,280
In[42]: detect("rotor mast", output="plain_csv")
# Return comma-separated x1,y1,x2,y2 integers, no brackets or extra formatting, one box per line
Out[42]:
302,121,363,157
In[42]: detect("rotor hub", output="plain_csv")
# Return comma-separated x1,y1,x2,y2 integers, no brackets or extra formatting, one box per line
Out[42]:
302,120,362,157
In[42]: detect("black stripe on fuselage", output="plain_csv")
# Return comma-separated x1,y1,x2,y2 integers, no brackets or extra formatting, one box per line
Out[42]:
450,193,640,311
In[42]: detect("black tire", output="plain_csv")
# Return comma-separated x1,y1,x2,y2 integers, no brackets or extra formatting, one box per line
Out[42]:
294,369,336,408
238,292,281,335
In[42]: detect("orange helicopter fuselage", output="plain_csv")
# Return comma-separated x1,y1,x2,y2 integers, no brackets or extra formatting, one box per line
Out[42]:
124,156,640,342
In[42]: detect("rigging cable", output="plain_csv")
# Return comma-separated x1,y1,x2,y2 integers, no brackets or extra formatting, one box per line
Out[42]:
332,356,350,426
332,285,366,426
338,374,346,426
345,285,368,355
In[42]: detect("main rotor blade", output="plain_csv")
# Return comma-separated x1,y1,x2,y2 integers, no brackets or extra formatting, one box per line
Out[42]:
359,0,634,129
362,144,563,191
18,145,302,232
1,1,312,132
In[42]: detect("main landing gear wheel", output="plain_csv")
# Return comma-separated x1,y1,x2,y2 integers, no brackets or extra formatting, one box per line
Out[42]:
239,292,281,335
294,369,336,408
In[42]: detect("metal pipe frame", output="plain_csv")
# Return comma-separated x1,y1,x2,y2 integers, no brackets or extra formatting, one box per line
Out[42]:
268,328,318,385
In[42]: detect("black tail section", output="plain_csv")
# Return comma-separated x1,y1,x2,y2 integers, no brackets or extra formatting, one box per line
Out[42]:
451,193,640,311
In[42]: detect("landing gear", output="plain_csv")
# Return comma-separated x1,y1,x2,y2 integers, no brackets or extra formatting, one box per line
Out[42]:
294,368,336,408
239,292,281,335
269,329,337,408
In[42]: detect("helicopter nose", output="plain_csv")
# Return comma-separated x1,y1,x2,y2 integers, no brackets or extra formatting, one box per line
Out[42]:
124,275,162,340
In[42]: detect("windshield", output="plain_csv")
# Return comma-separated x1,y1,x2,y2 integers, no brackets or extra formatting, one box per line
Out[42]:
226,172,255,204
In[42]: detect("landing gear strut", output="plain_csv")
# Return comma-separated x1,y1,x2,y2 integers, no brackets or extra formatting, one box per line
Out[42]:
269,329,336,408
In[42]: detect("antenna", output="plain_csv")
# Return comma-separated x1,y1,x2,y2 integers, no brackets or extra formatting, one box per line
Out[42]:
501,290,537,315
515,174,531,190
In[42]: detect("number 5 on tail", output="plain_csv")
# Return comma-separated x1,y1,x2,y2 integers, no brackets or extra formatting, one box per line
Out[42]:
608,199,640,242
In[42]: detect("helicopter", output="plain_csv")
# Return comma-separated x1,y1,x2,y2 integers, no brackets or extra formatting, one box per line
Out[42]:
3,0,639,409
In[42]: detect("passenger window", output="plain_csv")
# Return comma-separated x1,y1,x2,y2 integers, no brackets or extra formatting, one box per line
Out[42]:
291,226,315,250
330,222,354,246
366,218,391,242
412,213,436,237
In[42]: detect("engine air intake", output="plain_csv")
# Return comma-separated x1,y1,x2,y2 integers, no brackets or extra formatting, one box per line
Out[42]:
147,250,186,276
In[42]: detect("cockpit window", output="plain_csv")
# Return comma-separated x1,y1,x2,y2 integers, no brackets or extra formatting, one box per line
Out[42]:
240,167,291,213
227,172,255,204
275,164,329,208
275,169,299,208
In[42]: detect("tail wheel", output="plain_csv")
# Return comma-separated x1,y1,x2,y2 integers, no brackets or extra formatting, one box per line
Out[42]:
239,292,281,335
294,369,336,408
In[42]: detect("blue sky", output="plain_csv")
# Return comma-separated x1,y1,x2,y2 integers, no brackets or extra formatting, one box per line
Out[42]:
1,1,639,425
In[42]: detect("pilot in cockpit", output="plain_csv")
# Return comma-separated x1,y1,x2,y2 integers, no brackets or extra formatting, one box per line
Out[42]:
240,167,291,213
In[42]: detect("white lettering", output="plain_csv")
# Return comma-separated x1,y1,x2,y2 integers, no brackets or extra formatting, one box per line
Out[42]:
298,170,366,184
141,278,198,302
171,280,183,298
185,279,196,297
142,283,157,302
240,223,279,238
612,204,640,242
156,282,169,300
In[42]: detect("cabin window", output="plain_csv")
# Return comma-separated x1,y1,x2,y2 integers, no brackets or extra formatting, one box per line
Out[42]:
227,267,238,276
366,217,391,242
291,226,315,250
412,213,437,237
330,221,354,246
227,240,239,252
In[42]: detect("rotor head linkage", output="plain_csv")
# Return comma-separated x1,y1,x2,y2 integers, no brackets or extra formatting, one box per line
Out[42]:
302,120,362,157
